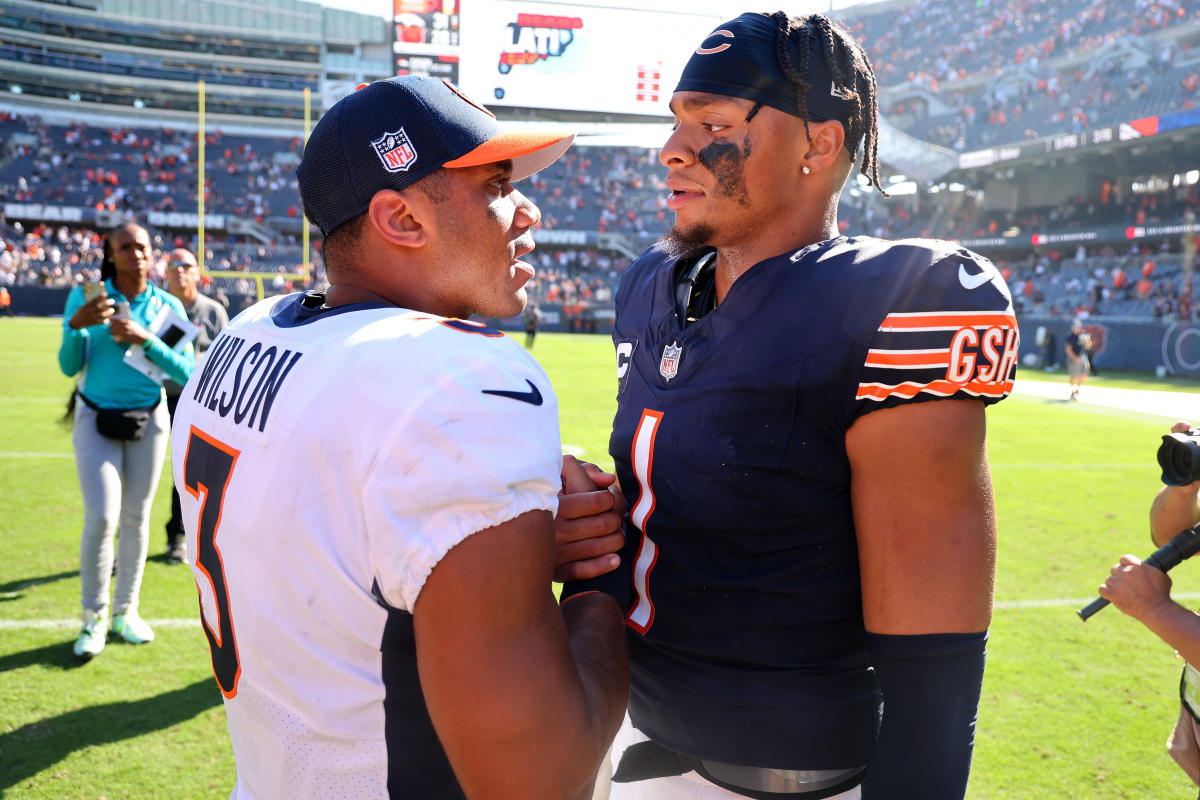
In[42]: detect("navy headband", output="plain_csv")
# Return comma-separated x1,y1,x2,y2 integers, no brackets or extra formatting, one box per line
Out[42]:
675,13,859,132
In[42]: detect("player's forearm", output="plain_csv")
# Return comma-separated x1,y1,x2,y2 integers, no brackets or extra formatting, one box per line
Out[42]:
1136,598,1200,665
863,631,986,800
1150,484,1200,547
458,594,628,800
561,592,629,792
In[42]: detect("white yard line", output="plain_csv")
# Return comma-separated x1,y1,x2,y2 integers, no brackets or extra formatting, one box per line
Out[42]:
9,593,1200,629
996,592,1200,610
0,617,202,630
0,452,73,458
991,463,1146,469
3,385,1196,630
1012,378,1200,419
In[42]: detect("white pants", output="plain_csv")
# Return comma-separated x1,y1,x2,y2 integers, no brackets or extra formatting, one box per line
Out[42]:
600,713,862,800
73,397,170,617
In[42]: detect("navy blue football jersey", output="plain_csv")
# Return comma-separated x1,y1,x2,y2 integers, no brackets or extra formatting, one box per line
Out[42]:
609,236,1017,771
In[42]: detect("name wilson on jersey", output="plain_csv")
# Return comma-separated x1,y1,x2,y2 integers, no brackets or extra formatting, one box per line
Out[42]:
190,333,305,432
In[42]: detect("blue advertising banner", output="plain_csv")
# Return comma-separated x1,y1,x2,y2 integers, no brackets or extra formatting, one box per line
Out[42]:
1019,316,1200,377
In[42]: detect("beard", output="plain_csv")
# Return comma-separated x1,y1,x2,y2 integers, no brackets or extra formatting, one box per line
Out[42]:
661,222,717,260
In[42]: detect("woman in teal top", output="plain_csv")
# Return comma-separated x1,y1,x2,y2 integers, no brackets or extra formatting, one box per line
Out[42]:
59,222,194,661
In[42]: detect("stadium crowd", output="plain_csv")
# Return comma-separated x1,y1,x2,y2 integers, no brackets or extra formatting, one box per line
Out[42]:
0,111,670,235
859,0,1194,87
993,247,1195,321
4,4,1200,328
6,215,1195,324
865,0,1200,151
0,111,305,223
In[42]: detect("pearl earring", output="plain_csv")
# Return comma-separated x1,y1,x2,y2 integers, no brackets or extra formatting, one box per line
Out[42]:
802,166,811,175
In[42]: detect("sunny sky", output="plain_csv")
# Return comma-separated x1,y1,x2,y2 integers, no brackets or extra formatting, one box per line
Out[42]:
322,0,872,18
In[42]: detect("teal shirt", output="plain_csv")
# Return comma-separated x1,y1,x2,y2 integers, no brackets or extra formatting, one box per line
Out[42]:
59,279,195,408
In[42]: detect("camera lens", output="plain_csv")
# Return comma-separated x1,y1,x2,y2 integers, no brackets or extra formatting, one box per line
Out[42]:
1159,433,1200,487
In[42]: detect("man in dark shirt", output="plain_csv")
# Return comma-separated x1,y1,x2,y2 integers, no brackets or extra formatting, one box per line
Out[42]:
1064,318,1089,401
162,247,228,562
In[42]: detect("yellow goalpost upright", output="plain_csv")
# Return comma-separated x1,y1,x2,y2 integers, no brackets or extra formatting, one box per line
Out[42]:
193,81,313,303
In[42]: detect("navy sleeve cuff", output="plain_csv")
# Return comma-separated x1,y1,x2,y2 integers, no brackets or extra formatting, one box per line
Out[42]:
561,555,633,615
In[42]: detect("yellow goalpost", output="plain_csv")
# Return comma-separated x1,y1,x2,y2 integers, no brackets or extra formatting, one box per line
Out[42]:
193,81,313,300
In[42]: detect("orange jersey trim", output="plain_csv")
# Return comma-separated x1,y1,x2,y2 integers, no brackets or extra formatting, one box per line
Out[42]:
864,348,952,368
856,377,1015,401
878,311,1018,331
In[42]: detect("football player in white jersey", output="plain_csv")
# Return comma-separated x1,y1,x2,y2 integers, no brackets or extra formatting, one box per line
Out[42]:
171,76,628,800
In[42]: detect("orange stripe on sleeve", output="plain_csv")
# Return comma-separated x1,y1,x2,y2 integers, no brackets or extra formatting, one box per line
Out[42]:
864,349,951,368
856,377,1015,401
878,311,1018,331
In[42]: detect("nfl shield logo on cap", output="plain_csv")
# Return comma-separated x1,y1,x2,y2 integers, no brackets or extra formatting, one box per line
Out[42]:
659,341,682,382
371,128,418,172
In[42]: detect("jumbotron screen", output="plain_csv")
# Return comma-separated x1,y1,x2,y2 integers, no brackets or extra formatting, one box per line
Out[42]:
456,2,721,117
393,0,461,82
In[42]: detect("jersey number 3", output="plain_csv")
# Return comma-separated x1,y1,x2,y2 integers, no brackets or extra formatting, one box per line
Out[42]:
183,426,242,698
627,409,663,634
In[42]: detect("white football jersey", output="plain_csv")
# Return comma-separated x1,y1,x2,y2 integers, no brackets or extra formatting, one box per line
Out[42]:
171,293,562,799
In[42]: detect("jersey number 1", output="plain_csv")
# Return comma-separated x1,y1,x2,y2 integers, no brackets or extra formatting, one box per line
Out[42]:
627,410,663,634
183,426,242,698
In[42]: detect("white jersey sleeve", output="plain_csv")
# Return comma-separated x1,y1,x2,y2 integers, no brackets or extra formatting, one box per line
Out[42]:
363,342,562,612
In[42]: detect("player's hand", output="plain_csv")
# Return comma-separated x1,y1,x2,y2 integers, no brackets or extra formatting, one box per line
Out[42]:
109,317,152,346
69,296,115,329
555,455,626,583
1098,554,1174,621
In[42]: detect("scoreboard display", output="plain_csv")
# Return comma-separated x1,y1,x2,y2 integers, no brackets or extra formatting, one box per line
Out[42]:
393,0,460,82
393,1,720,118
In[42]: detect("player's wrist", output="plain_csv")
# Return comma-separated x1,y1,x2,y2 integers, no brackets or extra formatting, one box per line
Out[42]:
561,556,632,615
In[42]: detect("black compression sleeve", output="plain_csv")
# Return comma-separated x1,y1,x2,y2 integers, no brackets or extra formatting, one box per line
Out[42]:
560,554,633,614
861,631,988,800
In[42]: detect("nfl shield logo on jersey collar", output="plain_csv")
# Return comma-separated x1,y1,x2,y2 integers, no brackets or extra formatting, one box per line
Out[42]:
371,128,418,172
659,340,683,381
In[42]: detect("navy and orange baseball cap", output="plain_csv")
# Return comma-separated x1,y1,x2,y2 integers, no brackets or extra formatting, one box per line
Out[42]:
676,13,861,146
298,76,574,236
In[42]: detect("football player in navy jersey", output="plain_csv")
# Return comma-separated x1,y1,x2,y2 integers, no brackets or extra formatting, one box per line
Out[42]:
562,11,1018,800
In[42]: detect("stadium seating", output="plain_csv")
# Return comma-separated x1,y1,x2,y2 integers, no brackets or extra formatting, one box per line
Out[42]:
865,0,1200,151
3,0,1197,321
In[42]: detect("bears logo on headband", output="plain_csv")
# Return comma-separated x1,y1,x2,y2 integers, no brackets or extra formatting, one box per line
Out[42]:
676,13,857,132
696,30,733,55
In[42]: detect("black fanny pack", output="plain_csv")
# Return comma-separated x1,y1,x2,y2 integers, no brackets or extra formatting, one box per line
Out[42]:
77,390,160,441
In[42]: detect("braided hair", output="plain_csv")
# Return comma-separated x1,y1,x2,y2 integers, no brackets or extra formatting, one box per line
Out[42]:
99,234,116,281
771,11,887,197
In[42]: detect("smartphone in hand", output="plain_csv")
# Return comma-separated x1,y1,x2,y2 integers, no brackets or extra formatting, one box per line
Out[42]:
82,281,107,303
112,301,131,320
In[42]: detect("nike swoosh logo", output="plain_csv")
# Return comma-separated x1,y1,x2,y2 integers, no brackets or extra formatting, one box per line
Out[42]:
958,263,996,290
481,379,543,406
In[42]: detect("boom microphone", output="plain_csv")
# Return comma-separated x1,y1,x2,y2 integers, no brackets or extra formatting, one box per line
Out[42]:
1078,524,1200,621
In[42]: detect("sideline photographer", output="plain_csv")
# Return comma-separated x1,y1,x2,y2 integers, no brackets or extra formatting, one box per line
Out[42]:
1099,420,1200,786
1150,421,1200,546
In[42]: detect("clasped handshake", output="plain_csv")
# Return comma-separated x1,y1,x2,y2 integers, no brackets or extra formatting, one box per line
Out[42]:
554,455,627,584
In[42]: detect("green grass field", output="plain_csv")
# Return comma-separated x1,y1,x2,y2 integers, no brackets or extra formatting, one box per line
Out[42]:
4,315,1200,798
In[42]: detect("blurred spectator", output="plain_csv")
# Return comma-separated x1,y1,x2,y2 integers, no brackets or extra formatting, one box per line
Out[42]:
160,247,229,564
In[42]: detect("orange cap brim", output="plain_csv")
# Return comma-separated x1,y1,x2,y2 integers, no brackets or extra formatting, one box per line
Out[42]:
443,130,575,180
